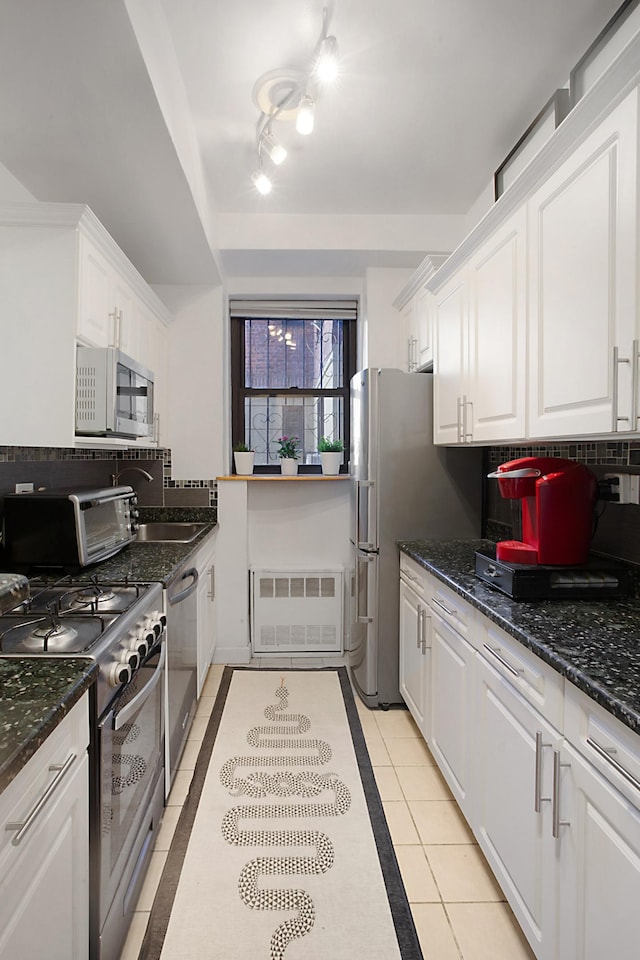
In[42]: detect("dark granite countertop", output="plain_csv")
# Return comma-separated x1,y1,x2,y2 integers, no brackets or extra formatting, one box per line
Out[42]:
398,539,640,736
0,658,98,794
42,509,218,588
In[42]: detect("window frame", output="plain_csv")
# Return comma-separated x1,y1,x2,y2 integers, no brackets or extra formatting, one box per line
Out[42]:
230,310,357,474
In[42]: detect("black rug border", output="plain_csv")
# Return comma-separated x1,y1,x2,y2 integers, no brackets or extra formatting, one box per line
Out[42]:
139,665,423,960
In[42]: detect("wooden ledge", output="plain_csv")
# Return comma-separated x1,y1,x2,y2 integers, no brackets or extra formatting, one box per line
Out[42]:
217,474,350,481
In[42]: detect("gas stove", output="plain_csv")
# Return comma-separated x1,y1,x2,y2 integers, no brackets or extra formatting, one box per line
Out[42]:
0,575,165,714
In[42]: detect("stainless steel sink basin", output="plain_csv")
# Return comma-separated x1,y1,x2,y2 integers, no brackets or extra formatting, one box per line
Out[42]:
134,522,208,543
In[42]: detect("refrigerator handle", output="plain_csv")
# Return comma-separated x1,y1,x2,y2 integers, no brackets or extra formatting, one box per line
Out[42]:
356,554,375,623
356,480,376,549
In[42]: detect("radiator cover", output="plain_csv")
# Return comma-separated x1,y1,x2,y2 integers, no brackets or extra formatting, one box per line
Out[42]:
250,568,343,654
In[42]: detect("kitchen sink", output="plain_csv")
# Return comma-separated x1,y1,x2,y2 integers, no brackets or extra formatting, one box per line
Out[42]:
134,522,208,543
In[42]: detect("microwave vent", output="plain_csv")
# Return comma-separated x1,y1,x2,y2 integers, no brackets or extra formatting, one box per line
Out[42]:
76,356,107,433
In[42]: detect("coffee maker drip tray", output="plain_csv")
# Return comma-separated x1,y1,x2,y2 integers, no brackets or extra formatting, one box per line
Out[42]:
474,550,630,600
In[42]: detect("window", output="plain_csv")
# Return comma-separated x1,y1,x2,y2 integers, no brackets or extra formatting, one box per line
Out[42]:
230,299,358,473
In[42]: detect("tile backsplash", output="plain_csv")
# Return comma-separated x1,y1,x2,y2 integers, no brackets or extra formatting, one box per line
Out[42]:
485,440,640,566
0,446,217,510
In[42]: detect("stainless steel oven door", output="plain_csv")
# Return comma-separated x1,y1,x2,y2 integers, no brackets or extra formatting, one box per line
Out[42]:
97,641,165,929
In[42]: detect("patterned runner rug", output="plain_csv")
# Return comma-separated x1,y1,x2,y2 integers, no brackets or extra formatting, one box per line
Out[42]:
141,667,422,959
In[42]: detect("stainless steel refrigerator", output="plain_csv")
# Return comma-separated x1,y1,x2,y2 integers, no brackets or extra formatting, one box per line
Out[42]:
349,368,483,708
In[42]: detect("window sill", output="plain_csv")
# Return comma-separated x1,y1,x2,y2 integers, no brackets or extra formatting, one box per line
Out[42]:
217,474,350,481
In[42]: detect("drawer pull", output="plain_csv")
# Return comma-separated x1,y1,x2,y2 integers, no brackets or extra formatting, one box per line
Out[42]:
587,737,640,793
534,730,552,812
552,750,571,839
402,570,419,583
6,753,77,846
483,643,525,679
431,596,455,617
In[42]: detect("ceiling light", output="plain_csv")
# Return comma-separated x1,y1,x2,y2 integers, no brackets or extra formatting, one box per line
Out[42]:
249,6,337,192
315,35,339,82
252,170,272,195
261,130,287,165
296,95,315,135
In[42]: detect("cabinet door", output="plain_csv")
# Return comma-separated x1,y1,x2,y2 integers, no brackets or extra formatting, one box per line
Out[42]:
77,236,113,346
0,753,89,960
433,272,468,443
196,542,216,697
528,88,638,439
415,285,433,369
152,318,169,446
399,579,429,736
557,742,640,960
474,651,560,960
430,612,475,816
468,206,527,442
401,298,417,371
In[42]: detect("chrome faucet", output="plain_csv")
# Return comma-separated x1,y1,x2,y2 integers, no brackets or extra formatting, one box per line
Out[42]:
110,466,154,487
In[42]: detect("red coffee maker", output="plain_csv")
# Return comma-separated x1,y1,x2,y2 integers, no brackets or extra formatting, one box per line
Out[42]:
488,457,597,565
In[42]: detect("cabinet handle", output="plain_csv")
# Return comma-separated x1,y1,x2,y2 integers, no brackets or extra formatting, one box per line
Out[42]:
456,396,464,443
207,565,215,602
612,346,630,430
632,339,639,428
420,607,429,653
153,413,160,445
464,399,473,442
482,643,525,679
402,570,419,583
534,730,552,812
587,736,640,793
431,596,455,617
552,750,570,839
6,753,77,846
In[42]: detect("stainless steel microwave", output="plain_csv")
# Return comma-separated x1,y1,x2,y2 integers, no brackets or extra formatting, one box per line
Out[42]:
2,486,139,568
76,346,155,439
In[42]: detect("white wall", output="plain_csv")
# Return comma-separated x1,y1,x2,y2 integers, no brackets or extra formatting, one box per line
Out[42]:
0,161,36,202
157,283,225,480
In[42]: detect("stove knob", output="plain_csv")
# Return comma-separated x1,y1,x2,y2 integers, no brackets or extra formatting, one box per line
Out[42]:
129,636,148,660
120,648,140,670
108,662,132,687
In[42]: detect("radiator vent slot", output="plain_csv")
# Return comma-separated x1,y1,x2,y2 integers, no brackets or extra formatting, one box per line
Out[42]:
251,568,343,654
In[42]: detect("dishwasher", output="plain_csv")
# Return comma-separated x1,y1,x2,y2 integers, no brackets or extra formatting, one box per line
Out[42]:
165,563,199,793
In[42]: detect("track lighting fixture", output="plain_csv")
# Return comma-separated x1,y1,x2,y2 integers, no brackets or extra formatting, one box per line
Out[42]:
250,6,339,195
251,169,272,195
261,129,287,165
315,34,339,83
295,95,315,136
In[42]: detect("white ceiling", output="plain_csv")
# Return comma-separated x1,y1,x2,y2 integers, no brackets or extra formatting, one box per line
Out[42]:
0,0,623,286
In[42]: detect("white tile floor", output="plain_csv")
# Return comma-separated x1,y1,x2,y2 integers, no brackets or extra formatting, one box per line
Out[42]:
120,660,535,960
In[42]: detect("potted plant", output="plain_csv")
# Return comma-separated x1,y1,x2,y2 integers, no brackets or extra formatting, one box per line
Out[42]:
275,436,300,475
233,442,255,475
318,436,343,475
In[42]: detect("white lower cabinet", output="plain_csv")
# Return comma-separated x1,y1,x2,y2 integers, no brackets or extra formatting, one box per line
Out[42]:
196,536,217,697
0,696,89,960
398,556,640,959
474,649,561,959
430,610,475,817
399,577,430,737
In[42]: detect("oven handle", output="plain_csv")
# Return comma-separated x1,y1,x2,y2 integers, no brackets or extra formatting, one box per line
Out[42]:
113,642,166,731
168,567,199,605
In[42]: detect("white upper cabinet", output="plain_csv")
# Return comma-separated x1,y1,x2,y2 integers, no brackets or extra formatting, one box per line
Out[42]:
423,40,640,445
467,206,528,442
433,272,468,443
0,202,171,448
394,255,447,373
528,87,638,439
